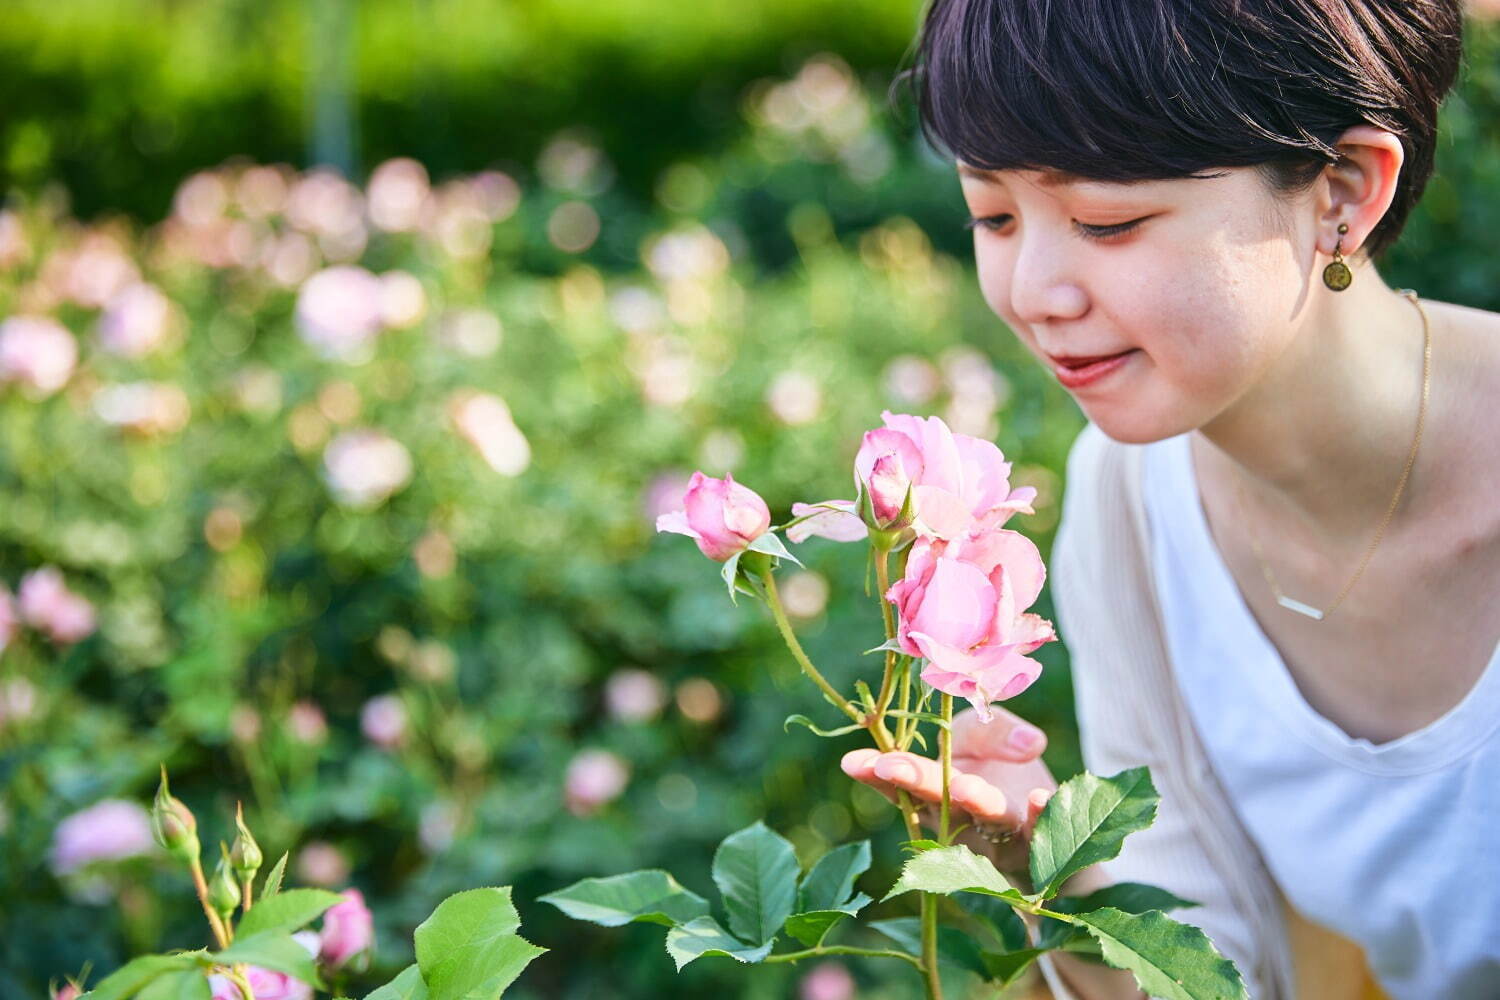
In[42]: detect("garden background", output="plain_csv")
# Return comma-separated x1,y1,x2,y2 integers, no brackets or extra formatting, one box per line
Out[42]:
1,2,1496,997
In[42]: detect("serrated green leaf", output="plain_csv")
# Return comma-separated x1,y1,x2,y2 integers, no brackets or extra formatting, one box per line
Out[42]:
881,844,1022,903
135,972,210,1000
1037,882,1200,951
746,531,802,566
212,934,320,989
1029,768,1159,899
900,839,942,854
81,953,208,1000
538,870,711,928
1070,907,1249,1000
782,893,870,948
664,916,775,969
236,888,344,940
363,964,428,1000
796,841,871,913
782,714,865,738
868,917,989,978
413,887,546,1000
980,947,1048,986
261,852,289,899
711,822,800,946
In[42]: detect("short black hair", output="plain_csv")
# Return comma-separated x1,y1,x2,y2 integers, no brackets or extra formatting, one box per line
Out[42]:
895,0,1466,259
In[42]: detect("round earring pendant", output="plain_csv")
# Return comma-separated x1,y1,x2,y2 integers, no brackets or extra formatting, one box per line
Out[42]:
1323,260,1352,291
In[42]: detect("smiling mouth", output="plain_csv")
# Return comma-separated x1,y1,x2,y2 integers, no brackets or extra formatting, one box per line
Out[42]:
1048,350,1135,369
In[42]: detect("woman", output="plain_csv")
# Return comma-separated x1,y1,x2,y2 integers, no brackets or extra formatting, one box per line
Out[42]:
840,2,1499,998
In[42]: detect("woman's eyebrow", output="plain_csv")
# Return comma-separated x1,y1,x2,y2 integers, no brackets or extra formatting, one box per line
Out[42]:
956,164,1159,190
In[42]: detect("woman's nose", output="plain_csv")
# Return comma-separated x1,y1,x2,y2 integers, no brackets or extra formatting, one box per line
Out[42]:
1006,235,1089,325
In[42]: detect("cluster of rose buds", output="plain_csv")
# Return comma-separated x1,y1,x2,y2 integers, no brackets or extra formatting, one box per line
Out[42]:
655,411,1055,720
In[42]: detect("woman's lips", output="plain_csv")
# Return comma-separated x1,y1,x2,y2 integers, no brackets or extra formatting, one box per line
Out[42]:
1049,349,1138,390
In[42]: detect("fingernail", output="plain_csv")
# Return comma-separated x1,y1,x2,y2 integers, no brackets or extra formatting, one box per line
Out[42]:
1007,726,1041,751
874,759,917,784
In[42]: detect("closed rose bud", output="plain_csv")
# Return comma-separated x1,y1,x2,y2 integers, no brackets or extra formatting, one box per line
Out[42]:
151,767,199,864
230,802,262,880
209,844,241,918
319,887,374,969
654,471,771,562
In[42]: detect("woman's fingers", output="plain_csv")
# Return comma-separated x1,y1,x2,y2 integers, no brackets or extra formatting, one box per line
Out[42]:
951,705,1048,762
844,750,1014,825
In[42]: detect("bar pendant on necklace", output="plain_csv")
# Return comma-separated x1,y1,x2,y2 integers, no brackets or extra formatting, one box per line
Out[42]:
1276,595,1326,621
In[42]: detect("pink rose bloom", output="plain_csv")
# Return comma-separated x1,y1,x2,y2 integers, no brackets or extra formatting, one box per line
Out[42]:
319,887,375,968
322,429,413,508
0,583,16,654
49,799,155,876
799,960,856,1000
295,265,385,362
791,411,1036,543
98,282,174,357
360,693,407,749
655,471,771,562
18,567,96,645
564,749,630,816
886,529,1056,721
208,941,316,1000
0,316,78,398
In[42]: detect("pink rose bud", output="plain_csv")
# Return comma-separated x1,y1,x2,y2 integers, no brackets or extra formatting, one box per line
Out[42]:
209,962,313,1000
655,471,771,562
0,316,78,398
564,749,630,816
49,799,155,876
799,961,856,1000
360,694,407,749
319,887,375,969
886,529,1056,721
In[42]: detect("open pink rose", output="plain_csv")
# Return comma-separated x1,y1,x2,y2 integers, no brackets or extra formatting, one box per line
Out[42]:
320,887,374,969
886,528,1055,720
655,471,771,562
791,411,1036,543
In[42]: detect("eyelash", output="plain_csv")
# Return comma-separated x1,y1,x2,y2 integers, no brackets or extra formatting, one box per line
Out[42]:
962,214,1148,241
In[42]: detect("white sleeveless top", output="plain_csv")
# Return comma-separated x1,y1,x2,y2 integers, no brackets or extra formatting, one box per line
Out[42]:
1142,431,1500,999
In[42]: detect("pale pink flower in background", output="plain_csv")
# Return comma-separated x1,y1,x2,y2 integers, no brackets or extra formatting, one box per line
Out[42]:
262,231,319,288
232,365,285,416
886,529,1055,721
172,171,229,229
295,265,385,362
882,355,941,406
0,676,38,729
469,170,522,223
367,158,431,232
0,583,16,655
18,567,96,645
780,569,830,619
286,170,365,239
378,270,428,329
608,286,666,335
437,308,502,358
449,391,531,476
319,887,375,969
604,668,667,724
0,210,27,269
642,471,694,526
0,316,78,397
655,471,771,562
425,180,493,259
61,233,139,308
98,282,175,357
229,703,262,744
564,749,630,816
52,984,81,1000
92,382,191,437
799,960,856,1000
419,799,461,854
235,164,292,220
296,841,350,888
322,430,413,508
644,226,730,283
360,693,407,749
287,699,329,745
766,370,823,426
209,958,314,1000
49,800,155,876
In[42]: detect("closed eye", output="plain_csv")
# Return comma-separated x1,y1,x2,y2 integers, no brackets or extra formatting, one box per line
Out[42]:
963,214,1152,241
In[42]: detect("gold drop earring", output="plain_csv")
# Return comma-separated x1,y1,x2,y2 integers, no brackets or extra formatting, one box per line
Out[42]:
1322,222,1352,291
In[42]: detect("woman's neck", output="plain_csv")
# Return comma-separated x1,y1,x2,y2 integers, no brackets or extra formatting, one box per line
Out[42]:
1193,267,1434,549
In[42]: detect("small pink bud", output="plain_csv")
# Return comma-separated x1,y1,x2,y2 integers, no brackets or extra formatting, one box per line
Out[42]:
655,471,771,562
319,887,375,969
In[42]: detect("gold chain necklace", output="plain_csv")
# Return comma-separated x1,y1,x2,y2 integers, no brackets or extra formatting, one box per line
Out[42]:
1232,288,1431,622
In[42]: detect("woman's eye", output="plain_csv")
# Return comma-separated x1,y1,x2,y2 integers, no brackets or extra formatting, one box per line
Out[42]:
1073,217,1149,241
963,213,1013,232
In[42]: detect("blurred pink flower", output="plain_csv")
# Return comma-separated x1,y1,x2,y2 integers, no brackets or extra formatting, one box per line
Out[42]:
655,471,771,562
297,841,350,888
360,693,407,749
766,370,823,426
287,700,329,745
799,961,856,1000
295,266,385,362
0,676,38,729
60,233,139,309
367,158,431,233
378,270,428,329
235,164,291,220
322,430,413,508
886,530,1055,721
882,355,940,406
437,308,503,358
18,567,96,645
450,391,531,476
319,887,375,969
0,316,78,398
229,704,262,744
604,668,667,724
419,799,460,854
52,984,82,1000
49,799,155,876
0,210,27,269
173,172,229,228
0,583,16,655
209,958,314,1000
92,382,191,437
642,471,693,526
469,170,521,223
565,749,630,816
286,170,365,240
98,282,175,357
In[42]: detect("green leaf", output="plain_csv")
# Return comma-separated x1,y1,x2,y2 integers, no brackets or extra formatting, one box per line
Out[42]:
720,550,746,604
538,870,711,928
1037,883,1200,951
261,851,289,899
746,531,802,566
213,933,320,989
711,822,800,946
955,893,1029,952
900,839,942,854
1029,767,1159,899
413,887,547,1000
1070,907,1249,1000
782,894,871,948
980,947,1048,986
135,972,211,1000
881,844,1023,903
664,916,775,969
82,953,208,1000
868,917,989,978
363,964,429,1000
796,841,871,913
782,714,865,738
236,888,344,939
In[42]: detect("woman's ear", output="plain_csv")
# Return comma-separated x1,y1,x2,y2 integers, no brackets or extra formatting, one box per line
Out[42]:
1318,125,1405,260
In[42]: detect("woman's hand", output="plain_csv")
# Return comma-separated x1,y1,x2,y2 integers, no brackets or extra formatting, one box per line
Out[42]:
840,704,1056,878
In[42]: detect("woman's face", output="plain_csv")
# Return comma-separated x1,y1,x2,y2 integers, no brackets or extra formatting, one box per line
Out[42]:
958,163,1316,443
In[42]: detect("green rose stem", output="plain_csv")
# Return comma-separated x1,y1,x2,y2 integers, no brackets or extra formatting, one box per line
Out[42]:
755,567,864,728
190,855,232,949
764,946,923,968
228,965,257,1000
